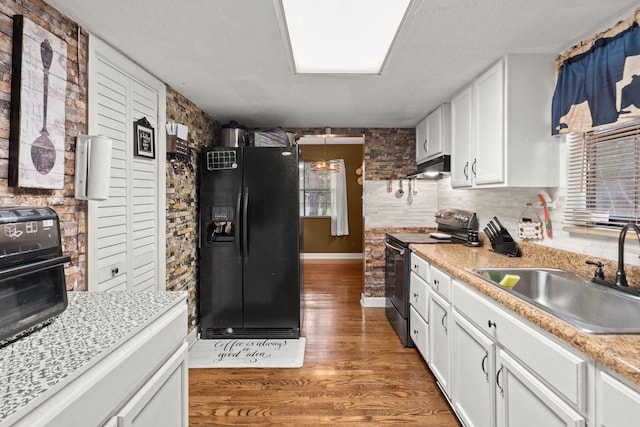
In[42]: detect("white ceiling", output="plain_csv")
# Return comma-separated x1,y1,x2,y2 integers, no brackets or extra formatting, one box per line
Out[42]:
46,0,637,128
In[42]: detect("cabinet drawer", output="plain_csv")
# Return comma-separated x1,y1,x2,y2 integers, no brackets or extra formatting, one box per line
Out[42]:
410,252,430,282
410,306,428,361
453,280,588,411
597,369,640,427
410,271,429,319
430,265,451,301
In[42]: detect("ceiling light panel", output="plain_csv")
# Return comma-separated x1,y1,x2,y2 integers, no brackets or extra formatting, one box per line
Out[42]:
281,0,411,74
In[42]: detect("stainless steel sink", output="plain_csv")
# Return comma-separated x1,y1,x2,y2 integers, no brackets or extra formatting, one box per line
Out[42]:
472,267,640,334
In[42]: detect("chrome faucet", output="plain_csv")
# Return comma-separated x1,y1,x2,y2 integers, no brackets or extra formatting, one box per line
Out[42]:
615,222,640,287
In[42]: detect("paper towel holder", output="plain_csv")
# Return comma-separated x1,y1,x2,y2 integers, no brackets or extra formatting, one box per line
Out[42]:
74,135,112,200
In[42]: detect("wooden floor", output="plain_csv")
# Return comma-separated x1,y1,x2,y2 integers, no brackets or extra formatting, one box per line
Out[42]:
189,260,461,426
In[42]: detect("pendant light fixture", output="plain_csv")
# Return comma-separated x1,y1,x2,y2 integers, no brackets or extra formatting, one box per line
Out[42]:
310,128,340,173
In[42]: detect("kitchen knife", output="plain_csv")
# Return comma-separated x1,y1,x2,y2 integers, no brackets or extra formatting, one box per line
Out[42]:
488,221,499,237
484,226,494,241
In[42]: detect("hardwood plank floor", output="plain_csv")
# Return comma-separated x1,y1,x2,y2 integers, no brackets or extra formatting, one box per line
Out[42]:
189,259,461,426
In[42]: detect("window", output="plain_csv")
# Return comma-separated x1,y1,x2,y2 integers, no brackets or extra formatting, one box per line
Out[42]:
565,119,640,230
302,162,333,217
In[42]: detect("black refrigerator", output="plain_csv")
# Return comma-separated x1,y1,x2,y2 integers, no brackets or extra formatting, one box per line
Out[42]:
199,145,303,339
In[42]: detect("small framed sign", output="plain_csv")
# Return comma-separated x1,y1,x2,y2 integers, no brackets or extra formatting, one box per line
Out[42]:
134,117,155,159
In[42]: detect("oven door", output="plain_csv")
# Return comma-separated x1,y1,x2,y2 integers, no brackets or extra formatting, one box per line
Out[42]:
384,238,407,317
0,255,70,344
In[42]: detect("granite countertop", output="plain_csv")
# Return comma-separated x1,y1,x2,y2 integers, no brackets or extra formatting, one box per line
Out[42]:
410,241,640,388
0,290,186,424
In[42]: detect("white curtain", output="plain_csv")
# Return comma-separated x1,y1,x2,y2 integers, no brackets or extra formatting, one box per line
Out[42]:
330,159,349,236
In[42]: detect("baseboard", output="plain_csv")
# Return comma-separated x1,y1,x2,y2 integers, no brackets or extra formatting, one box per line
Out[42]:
360,294,386,308
303,253,363,259
187,327,199,349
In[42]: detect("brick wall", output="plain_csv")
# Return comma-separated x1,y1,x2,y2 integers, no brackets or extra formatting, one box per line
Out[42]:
165,86,218,331
286,127,415,180
0,1,88,290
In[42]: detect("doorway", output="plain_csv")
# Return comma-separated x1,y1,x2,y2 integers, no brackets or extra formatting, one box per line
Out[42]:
298,136,364,257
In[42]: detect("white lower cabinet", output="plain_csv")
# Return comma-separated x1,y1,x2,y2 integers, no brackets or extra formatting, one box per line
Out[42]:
496,349,585,427
9,299,189,427
596,368,640,427
408,253,640,427
112,342,189,427
409,306,428,359
452,279,588,427
409,252,430,360
452,311,495,427
428,289,451,397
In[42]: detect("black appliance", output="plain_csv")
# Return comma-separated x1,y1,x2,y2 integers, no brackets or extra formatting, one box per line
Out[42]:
406,155,451,179
199,146,303,339
0,207,70,346
385,208,477,347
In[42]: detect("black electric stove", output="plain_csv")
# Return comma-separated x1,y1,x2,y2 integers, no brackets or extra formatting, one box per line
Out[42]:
384,208,478,347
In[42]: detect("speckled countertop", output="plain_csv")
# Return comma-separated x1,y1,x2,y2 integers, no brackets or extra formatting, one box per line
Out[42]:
0,290,186,424
410,240,640,388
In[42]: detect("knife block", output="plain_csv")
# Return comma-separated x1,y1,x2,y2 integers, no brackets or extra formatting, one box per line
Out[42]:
485,217,522,257
490,229,522,257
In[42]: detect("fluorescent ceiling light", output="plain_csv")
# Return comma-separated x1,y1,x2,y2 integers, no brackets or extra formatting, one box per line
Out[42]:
280,0,411,74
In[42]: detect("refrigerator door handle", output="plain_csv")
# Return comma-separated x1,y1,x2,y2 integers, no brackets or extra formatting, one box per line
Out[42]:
236,190,242,260
243,187,249,262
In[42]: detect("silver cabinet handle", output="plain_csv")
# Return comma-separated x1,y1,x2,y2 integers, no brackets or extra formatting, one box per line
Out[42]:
441,312,448,335
481,352,489,381
496,365,505,396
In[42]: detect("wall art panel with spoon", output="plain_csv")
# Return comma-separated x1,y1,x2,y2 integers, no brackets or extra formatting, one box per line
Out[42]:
9,15,68,189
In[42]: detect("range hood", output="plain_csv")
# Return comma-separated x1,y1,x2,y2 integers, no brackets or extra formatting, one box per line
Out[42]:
407,155,451,179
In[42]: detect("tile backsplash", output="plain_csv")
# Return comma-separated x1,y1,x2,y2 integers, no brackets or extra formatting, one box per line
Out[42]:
364,179,438,228
364,175,640,268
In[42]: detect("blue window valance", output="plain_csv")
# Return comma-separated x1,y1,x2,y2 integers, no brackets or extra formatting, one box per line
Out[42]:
551,23,640,135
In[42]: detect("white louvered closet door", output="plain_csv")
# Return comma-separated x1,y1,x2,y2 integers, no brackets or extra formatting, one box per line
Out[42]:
86,36,166,292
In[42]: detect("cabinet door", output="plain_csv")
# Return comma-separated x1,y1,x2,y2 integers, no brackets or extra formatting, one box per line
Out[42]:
428,289,451,397
496,349,585,427
473,59,505,186
597,370,640,427
426,106,444,159
410,306,429,361
116,342,189,427
451,86,473,188
416,116,429,164
452,311,495,427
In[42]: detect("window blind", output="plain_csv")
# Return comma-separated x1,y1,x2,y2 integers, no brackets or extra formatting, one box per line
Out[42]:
565,119,640,230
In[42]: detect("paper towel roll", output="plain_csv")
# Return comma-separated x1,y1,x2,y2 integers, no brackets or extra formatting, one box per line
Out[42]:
74,135,113,200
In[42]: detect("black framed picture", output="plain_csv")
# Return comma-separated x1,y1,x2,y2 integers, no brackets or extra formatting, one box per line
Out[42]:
134,117,155,159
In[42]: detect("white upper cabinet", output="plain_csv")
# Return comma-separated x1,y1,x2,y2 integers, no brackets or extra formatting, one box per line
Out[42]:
450,86,473,188
450,54,559,188
416,104,451,164
473,60,505,186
